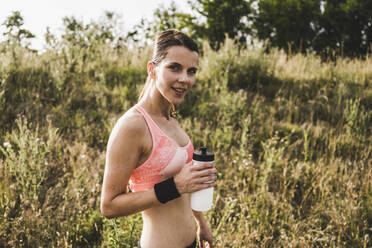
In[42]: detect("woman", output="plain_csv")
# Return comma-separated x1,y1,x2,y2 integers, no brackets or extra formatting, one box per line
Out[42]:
100,29,217,248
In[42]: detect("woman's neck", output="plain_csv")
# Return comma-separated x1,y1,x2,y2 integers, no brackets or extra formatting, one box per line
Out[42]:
139,84,172,120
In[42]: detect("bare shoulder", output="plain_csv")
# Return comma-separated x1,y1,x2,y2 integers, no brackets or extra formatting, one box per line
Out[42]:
107,107,147,149
112,108,145,136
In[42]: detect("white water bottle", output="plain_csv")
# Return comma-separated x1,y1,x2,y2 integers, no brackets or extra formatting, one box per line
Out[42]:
190,147,215,211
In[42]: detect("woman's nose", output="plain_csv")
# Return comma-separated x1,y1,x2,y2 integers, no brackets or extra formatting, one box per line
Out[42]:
178,71,190,83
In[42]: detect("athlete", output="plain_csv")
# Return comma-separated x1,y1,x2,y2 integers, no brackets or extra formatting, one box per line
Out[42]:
100,29,217,248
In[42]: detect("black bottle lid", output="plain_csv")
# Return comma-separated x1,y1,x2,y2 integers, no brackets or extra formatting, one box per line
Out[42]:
193,147,214,162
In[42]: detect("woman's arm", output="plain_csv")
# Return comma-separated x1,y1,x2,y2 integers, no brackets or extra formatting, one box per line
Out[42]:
193,210,214,248
100,112,161,218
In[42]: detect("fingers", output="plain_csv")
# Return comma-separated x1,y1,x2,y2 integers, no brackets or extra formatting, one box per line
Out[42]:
200,240,212,248
191,163,217,190
204,239,213,248
193,167,217,186
194,167,217,177
191,163,217,180
175,162,218,194
207,239,213,248
194,174,217,184
194,181,216,192
191,162,216,171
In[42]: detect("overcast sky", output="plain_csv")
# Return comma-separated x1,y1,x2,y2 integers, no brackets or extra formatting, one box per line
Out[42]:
0,0,189,50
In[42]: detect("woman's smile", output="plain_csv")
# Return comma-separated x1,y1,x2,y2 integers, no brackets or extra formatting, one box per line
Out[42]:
154,45,199,105
171,86,187,96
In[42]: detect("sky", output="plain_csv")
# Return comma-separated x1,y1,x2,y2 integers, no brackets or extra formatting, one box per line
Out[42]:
0,0,189,50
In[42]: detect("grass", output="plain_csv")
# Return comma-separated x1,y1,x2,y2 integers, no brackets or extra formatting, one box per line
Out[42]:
0,34,371,247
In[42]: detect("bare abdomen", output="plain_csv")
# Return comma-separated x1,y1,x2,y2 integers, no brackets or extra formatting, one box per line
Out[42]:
140,194,197,248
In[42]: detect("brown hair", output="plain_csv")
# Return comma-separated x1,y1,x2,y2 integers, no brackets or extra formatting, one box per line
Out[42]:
138,29,199,115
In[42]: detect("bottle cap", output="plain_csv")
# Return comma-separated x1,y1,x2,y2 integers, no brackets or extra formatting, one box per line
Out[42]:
193,147,214,162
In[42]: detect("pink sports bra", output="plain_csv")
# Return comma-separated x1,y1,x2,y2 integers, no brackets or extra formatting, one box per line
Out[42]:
129,105,194,192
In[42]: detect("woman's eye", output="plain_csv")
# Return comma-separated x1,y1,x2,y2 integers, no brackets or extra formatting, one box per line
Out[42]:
169,65,180,70
188,69,197,75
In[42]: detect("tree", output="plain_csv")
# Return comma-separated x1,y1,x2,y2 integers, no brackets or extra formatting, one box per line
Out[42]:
315,0,372,58
1,11,35,49
60,12,119,49
254,0,322,54
126,0,254,50
126,1,198,45
253,0,372,58
189,0,254,50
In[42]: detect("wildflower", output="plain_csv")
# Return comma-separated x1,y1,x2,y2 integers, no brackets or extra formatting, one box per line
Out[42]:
36,138,40,142
80,154,86,159
3,142,11,148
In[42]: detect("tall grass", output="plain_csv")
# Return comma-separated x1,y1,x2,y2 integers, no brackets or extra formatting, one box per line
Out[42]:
0,33,371,247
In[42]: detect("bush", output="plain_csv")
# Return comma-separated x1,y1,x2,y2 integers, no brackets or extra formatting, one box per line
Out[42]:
0,67,59,131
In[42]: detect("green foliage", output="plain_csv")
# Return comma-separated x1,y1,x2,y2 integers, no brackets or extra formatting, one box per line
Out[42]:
0,117,64,247
255,0,322,54
0,116,107,247
254,0,372,58
101,214,142,248
127,1,197,44
344,98,371,141
125,0,372,58
68,210,104,247
1,11,35,50
316,0,372,58
126,0,253,50
0,117,57,209
0,67,59,131
188,0,253,49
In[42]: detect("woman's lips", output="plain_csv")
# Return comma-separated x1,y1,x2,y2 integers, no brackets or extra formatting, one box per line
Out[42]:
171,87,186,96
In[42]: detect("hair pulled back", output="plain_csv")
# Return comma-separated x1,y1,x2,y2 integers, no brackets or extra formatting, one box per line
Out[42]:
138,29,199,103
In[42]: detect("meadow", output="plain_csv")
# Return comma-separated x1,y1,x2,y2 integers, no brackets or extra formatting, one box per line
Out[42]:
0,30,371,247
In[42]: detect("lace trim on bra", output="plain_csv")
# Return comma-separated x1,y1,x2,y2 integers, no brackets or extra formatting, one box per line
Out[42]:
129,105,193,192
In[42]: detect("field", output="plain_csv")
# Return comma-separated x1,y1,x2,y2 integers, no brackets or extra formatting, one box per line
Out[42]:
0,36,371,247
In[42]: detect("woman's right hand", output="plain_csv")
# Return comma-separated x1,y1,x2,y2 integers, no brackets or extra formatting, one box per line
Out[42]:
174,162,217,194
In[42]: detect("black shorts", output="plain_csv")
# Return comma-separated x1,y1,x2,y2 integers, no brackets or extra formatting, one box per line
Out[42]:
137,238,197,248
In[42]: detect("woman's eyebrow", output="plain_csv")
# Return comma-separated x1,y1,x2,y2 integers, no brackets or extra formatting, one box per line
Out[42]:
168,62,181,66
167,62,198,70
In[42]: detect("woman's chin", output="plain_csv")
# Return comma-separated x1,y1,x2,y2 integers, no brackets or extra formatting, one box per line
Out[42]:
172,97,185,105
168,94,186,105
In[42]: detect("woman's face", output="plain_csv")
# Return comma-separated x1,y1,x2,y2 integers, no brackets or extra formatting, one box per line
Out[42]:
152,45,199,105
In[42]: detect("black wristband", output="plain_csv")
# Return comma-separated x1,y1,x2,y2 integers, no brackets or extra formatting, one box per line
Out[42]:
154,177,181,204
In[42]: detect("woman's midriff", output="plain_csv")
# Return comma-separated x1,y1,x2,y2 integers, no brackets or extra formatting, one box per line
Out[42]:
139,194,197,248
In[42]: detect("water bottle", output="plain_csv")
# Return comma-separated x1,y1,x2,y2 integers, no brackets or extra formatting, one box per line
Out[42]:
190,147,215,211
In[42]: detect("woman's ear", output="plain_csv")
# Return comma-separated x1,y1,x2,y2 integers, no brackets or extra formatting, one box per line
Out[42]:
147,61,156,79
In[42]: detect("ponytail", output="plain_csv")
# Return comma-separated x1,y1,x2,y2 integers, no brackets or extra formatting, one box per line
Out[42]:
138,75,151,102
